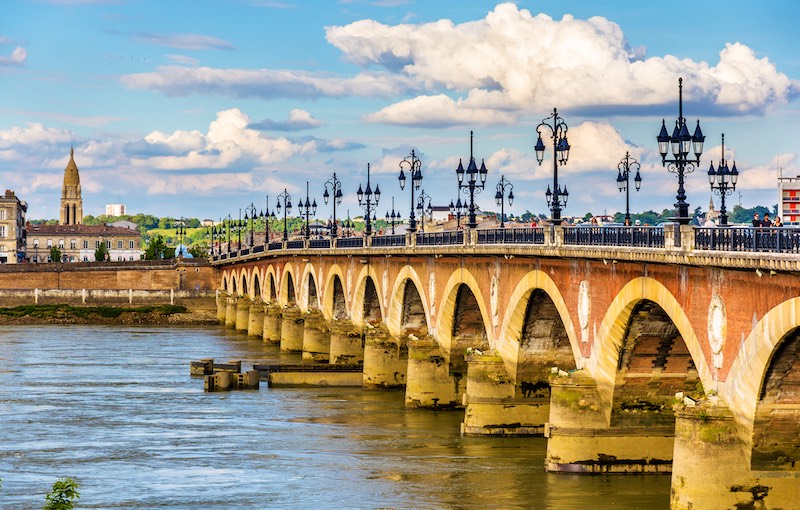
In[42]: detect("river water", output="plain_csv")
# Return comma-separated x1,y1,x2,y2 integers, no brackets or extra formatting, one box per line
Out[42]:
0,325,669,509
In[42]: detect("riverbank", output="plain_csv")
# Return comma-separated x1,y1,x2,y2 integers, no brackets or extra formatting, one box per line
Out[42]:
0,304,218,325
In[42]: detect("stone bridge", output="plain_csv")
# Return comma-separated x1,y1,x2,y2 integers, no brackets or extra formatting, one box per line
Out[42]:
212,225,800,509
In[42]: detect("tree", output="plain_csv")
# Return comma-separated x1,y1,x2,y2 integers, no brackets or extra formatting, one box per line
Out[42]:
95,241,108,262
144,234,167,260
49,246,62,263
43,478,80,510
188,243,208,258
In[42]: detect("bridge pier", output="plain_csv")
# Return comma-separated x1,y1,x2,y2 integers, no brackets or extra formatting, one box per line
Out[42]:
545,372,673,473
262,304,282,344
247,301,264,337
224,296,237,328
280,307,304,352
362,325,407,389
329,320,363,365
671,401,799,510
461,352,547,435
405,337,458,409
216,292,227,323
235,297,250,331
302,310,331,363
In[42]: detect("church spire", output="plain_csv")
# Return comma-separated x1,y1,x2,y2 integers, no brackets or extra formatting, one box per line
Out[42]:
60,146,83,225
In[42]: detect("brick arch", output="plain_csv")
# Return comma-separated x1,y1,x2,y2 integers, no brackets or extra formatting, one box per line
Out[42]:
435,268,492,364
300,262,321,312
384,265,429,337
251,271,261,300
321,264,347,321
264,265,278,303
588,276,710,417
279,262,297,306
221,271,230,292
350,264,384,327
724,296,800,430
498,270,581,382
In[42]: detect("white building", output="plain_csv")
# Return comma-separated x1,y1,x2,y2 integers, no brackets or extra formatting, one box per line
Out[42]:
778,176,800,226
105,203,126,216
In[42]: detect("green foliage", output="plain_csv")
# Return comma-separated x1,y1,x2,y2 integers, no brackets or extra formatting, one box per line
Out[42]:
94,241,108,262
728,204,774,224
43,477,80,510
188,243,208,258
144,234,167,260
49,246,62,263
0,304,188,319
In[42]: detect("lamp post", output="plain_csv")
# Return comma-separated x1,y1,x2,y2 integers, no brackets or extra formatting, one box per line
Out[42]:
297,181,317,239
323,172,343,238
221,214,232,254
455,131,488,229
494,175,514,228
244,202,258,247
534,108,570,223
707,134,739,226
449,197,466,228
262,195,276,244
385,197,400,235
342,210,354,237
399,149,423,233
416,189,431,231
175,217,187,253
275,189,292,241
616,152,642,225
656,77,705,225
357,163,381,236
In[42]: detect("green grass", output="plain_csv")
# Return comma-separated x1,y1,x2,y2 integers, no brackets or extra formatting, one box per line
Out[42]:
0,304,188,318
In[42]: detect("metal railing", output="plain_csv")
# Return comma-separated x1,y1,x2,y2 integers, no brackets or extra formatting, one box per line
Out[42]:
252,245,265,254
336,237,364,249
477,227,545,245
268,242,283,251
563,226,665,248
371,234,407,248
416,230,464,246
286,240,305,250
695,227,800,253
309,238,331,249
240,248,250,256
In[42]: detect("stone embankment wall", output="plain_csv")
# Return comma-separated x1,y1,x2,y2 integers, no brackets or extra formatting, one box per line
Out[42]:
0,260,220,321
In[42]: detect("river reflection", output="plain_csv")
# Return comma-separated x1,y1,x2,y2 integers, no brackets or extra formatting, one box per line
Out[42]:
0,325,669,509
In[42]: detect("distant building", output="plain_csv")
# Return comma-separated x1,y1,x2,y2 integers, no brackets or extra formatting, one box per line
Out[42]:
429,205,450,222
109,220,138,230
778,175,800,226
26,148,143,262
0,189,28,264
201,219,215,227
105,203,126,217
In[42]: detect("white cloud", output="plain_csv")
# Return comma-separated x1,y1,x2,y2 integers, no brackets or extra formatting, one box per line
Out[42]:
132,32,235,51
365,94,518,126
0,46,26,66
249,108,324,131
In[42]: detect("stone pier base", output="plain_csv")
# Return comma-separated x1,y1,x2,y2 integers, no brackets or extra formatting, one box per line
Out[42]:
545,372,673,473
280,307,305,352
671,401,799,510
461,352,547,435
216,293,227,323
262,305,282,344
405,337,458,409
224,297,236,328
362,326,407,389
235,297,250,331
302,311,331,363
247,302,264,337
329,320,363,365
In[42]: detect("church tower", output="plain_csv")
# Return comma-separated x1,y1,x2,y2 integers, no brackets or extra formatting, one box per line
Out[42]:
60,146,83,225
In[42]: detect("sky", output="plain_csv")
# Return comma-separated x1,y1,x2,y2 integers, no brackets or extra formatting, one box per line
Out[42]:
1,0,799,222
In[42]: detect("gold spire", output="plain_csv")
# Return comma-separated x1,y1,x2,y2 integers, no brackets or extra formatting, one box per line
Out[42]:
63,145,80,187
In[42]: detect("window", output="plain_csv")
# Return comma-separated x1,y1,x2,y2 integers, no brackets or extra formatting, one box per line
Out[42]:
47,239,52,248
95,240,100,249
129,240,134,249
33,239,39,248
83,240,88,249
83,257,88,262
117,240,123,249
117,256,123,261
58,240,64,249
70,240,76,250
0,209,6,219
106,240,111,249
0,226,6,238
129,256,134,261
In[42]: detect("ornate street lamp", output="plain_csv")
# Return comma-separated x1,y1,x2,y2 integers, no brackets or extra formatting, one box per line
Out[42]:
707,134,739,226
399,149,423,233
449,197,466,228
244,202,258,247
275,189,292,241
357,163,380,236
175,217,187,252
535,108,570,223
323,172,344,238
342,210,354,237
261,195,276,244
385,197,400,234
494,175,514,228
455,131,488,229
297,181,317,239
657,77,705,224
616,152,642,225
416,189,431,231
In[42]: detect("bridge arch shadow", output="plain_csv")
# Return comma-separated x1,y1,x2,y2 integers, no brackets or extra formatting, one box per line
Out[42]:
436,269,491,376
264,266,278,303
350,266,384,327
301,264,320,312
322,264,348,321
385,266,429,336
280,264,297,306
252,272,261,301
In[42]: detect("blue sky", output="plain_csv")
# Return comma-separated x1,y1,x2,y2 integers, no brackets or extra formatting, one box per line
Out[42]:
1,0,798,222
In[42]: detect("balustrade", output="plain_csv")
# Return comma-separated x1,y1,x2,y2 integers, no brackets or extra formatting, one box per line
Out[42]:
563,226,665,248
477,227,544,245
416,230,464,246
371,234,407,248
